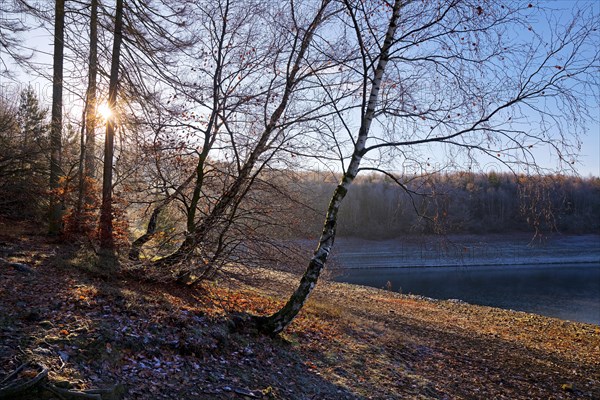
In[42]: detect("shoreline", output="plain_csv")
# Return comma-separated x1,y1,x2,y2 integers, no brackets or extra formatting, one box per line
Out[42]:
330,259,600,270
328,233,600,270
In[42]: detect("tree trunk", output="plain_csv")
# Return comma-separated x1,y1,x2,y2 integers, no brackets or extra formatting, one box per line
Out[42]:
256,0,401,335
75,98,87,220
74,0,99,232
129,172,196,260
48,0,65,235
99,0,124,251
84,0,98,182
254,181,350,334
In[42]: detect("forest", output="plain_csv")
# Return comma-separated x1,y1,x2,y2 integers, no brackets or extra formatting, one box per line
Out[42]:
3,96,600,240
1,0,599,398
283,171,600,238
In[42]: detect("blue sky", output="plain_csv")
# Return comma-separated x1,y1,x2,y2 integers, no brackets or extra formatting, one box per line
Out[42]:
532,0,600,177
2,0,598,177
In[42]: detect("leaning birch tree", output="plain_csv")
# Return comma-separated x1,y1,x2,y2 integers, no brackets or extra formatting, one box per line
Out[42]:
256,0,599,334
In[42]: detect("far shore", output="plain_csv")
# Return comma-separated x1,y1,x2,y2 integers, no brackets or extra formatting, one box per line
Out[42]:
325,233,600,269
329,259,600,270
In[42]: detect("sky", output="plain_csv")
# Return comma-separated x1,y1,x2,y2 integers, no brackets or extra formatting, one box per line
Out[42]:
536,0,600,177
1,0,598,177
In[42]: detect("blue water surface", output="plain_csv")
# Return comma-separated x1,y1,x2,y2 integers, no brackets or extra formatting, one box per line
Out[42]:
331,238,600,324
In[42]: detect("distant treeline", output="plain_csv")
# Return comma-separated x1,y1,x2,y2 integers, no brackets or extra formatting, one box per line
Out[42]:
286,172,600,239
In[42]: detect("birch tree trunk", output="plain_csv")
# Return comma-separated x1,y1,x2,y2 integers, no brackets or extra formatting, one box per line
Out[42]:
99,0,124,251
256,0,401,335
48,0,65,235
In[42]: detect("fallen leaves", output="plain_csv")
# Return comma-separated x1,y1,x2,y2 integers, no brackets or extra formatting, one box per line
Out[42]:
1,222,599,399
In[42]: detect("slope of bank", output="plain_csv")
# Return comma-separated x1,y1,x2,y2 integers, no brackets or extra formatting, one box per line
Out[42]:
1,223,599,399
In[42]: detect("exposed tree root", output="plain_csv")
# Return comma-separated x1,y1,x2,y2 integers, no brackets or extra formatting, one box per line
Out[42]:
44,383,125,400
0,363,124,400
0,363,47,399
0,258,34,274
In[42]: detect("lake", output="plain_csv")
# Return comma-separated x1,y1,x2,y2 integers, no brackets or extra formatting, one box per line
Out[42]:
329,236,600,325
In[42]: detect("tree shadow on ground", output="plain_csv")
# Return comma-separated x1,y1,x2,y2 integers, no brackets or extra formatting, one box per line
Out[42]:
0,226,364,399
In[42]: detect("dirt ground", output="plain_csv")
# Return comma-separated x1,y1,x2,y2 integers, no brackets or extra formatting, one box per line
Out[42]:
1,219,599,399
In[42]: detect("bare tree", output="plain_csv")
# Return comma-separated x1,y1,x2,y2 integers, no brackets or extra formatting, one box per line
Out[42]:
99,0,125,251
127,0,344,280
66,0,101,239
85,0,99,183
256,0,599,334
48,0,65,235
0,0,35,77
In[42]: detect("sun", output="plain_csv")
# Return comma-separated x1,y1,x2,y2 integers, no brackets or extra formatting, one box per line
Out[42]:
97,102,113,120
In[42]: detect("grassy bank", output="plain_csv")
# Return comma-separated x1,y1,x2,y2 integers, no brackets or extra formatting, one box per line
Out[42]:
1,222,599,399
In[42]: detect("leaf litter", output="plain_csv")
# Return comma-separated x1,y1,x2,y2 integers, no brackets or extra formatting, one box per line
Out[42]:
0,220,598,399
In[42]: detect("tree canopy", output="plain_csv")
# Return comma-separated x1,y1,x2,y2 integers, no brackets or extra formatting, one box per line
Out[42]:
0,0,598,334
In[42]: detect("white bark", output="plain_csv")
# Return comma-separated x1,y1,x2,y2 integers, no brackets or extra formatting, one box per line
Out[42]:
257,0,402,335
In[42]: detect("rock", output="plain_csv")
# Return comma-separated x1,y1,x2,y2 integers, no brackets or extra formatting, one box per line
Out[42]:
222,386,259,398
232,387,259,398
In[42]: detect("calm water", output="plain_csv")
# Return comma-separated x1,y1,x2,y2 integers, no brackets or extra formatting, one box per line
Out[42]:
334,264,600,325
